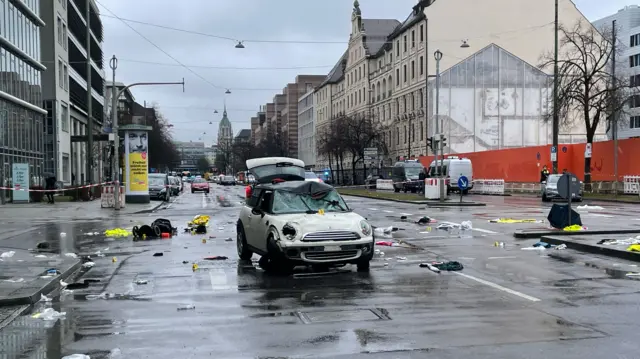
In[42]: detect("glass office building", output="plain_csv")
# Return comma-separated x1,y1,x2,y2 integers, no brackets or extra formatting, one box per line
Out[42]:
0,0,47,193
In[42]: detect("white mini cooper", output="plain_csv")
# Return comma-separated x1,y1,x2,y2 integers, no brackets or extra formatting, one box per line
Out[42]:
236,157,374,272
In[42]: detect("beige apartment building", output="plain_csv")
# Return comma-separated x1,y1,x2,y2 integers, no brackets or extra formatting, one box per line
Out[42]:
314,0,607,170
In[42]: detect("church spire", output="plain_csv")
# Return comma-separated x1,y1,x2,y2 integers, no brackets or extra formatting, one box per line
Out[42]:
223,98,227,116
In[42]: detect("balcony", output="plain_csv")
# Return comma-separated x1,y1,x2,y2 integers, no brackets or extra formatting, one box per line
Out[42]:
69,40,104,97
69,0,104,43
69,76,104,124
67,2,104,69
68,66,104,103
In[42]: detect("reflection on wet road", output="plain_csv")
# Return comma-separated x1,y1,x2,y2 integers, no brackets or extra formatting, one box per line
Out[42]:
2,183,640,358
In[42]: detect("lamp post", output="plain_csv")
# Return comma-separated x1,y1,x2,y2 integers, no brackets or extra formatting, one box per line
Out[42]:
434,49,445,201
110,54,185,210
552,0,559,174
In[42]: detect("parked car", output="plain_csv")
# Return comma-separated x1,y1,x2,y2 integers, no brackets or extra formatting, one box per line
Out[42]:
365,174,384,189
236,157,374,273
191,178,210,193
149,173,171,201
220,175,236,186
168,176,181,196
391,160,424,193
304,172,323,183
541,174,583,202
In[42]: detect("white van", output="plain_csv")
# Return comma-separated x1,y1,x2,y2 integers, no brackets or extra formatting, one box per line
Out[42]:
427,156,473,194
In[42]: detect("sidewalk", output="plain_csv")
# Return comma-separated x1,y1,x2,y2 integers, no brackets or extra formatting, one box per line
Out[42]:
0,248,80,307
0,198,165,220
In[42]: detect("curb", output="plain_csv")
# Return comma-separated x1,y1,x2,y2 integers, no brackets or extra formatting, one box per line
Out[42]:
132,201,167,214
541,235,640,263
0,304,31,331
426,202,486,207
339,193,430,204
501,193,640,204
514,229,640,239
470,193,512,197
0,260,82,307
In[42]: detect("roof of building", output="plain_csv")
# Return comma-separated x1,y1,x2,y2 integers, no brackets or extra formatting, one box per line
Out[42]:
362,19,402,55
235,129,251,139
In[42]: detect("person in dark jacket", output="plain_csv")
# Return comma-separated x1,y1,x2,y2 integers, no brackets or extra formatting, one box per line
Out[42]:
418,167,427,193
540,165,550,183
45,174,56,203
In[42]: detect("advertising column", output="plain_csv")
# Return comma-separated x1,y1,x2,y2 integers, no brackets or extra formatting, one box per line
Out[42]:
12,163,30,203
124,130,150,203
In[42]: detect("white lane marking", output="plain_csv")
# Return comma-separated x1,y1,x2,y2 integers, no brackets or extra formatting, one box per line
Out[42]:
419,231,431,234
588,213,613,218
383,210,394,213
487,256,518,260
209,271,236,291
369,208,379,211
400,213,413,216
201,192,207,209
454,272,540,302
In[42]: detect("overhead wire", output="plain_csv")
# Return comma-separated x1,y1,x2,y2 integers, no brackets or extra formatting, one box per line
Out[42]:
39,59,333,70
94,0,283,91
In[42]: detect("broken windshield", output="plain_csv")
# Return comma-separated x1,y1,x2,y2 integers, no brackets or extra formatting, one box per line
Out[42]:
271,189,349,214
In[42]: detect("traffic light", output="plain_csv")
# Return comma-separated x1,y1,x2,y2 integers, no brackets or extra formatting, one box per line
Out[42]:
427,137,434,151
441,136,447,148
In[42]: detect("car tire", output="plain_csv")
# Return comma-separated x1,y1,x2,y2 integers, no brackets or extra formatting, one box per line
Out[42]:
263,235,294,274
191,189,195,194
205,190,210,194
236,225,253,260
356,260,370,272
542,194,549,202
394,187,400,193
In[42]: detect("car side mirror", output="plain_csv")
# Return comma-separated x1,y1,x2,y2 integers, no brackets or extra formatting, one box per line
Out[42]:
251,207,262,216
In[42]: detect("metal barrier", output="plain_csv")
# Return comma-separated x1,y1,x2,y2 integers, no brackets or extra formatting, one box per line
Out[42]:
376,179,394,190
623,176,640,194
424,178,444,199
471,179,505,195
101,185,125,208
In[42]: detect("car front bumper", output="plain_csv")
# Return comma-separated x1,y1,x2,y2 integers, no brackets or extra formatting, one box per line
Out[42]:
192,187,209,191
544,191,582,200
276,236,374,264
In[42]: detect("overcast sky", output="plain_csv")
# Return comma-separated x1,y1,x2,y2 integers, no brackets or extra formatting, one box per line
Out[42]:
96,0,634,146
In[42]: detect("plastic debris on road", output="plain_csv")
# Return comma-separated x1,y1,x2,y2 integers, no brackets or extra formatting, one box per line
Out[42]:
153,252,163,257
60,232,67,238
375,241,395,247
104,228,131,237
62,355,90,359
576,205,605,211
598,237,640,246
396,256,407,261
177,304,196,311
40,293,52,302
82,261,95,268
461,221,473,230
489,218,542,224
64,253,78,258
563,224,585,231
60,280,69,287
627,244,640,252
32,308,66,320
34,254,47,258
203,256,228,260
192,263,199,271
1,251,15,258
555,244,567,250
493,241,505,247
5,278,24,283
135,279,148,285
189,215,210,226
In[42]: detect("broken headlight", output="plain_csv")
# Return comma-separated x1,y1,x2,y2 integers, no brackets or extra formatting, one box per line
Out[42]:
360,220,372,236
282,223,298,240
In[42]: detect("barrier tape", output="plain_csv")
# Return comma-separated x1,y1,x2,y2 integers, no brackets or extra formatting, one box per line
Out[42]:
330,178,453,190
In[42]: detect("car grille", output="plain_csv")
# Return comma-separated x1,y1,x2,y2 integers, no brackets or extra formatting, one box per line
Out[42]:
302,231,361,242
302,250,360,261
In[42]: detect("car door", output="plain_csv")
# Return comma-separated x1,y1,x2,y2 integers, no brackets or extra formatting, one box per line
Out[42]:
246,190,273,252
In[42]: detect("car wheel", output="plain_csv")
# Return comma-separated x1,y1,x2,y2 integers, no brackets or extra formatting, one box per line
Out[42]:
356,260,370,272
263,235,294,274
236,225,253,260
205,190,210,194
394,187,400,193
542,193,549,202
191,189,195,194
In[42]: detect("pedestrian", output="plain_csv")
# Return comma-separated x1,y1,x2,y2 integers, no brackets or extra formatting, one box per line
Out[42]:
540,165,550,183
418,167,427,193
45,174,56,204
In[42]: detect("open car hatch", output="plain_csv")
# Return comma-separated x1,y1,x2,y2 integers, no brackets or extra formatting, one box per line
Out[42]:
246,157,306,184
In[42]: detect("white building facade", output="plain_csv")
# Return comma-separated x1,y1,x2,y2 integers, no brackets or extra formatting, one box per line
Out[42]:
593,5,640,139
297,88,316,168
315,0,607,168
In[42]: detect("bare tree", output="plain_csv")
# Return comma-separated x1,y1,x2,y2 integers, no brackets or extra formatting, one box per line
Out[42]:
317,117,349,184
215,140,233,174
539,21,633,188
343,114,388,184
232,140,258,171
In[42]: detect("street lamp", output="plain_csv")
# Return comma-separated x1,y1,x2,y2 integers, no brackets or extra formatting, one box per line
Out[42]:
460,40,470,48
225,89,232,94
214,109,219,114
433,49,445,202
235,41,245,49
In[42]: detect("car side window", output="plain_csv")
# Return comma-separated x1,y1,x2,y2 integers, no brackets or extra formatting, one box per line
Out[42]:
248,188,262,207
259,191,273,213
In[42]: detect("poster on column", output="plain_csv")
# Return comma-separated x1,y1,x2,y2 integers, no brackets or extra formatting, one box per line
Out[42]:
124,131,149,194
12,163,29,202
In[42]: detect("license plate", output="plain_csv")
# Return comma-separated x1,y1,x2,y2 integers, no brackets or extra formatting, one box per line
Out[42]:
324,246,341,252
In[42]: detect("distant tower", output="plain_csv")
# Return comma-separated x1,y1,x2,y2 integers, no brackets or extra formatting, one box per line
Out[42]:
217,103,233,149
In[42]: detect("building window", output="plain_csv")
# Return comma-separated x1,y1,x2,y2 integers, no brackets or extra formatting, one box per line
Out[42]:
57,17,62,44
58,60,63,87
396,41,400,56
420,122,424,140
402,95,406,112
411,30,415,48
61,103,69,132
631,74,640,87
631,116,640,128
420,24,424,42
62,24,67,50
411,61,415,79
403,35,407,52
389,53,393,63
62,153,70,182
420,89,424,108
630,94,640,108
630,54,640,68
63,65,68,90
420,56,424,75
403,65,407,82
396,69,400,86
404,126,407,143
631,34,640,47
396,128,399,143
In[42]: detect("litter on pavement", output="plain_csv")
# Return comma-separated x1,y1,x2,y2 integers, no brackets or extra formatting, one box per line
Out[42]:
627,244,640,252
40,293,52,302
177,304,196,311
61,354,90,359
64,253,78,258
32,308,66,321
598,237,640,246
203,256,228,260
1,250,15,258
153,252,164,257
104,228,131,237
576,205,605,211
133,218,177,239
563,224,586,231
489,218,542,224
82,261,95,268
135,279,148,285
416,216,436,224
420,261,464,272
5,278,24,283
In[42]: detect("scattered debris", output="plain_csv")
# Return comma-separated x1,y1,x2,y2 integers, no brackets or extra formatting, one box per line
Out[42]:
5,278,24,283
61,354,90,359
202,238,207,244
555,244,567,250
36,242,50,249
60,280,69,287
153,252,164,257
64,253,78,258
182,260,189,264
1,251,15,258
493,241,505,247
489,218,542,224
135,279,148,285
225,238,233,242
112,257,118,263
419,262,441,273
416,216,436,224
598,237,640,246
627,244,640,252
82,261,95,268
32,308,66,321
104,228,131,237
60,232,67,238
34,254,47,258
40,294,52,302
396,256,407,261
461,221,473,230
65,282,89,290
576,205,605,211
203,256,228,260
563,225,585,231
177,304,195,311
375,241,395,247
192,263,199,271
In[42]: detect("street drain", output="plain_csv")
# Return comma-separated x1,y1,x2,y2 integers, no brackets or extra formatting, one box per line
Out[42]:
294,308,390,324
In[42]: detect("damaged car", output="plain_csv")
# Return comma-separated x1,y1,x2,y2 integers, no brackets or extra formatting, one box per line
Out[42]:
237,157,374,272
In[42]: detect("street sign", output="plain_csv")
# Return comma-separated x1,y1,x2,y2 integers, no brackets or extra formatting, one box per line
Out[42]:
550,146,557,162
584,143,592,158
551,146,557,153
364,147,378,161
458,175,469,190
557,173,580,200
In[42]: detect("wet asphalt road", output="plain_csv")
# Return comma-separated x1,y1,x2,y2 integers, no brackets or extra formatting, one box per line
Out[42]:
2,184,640,358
